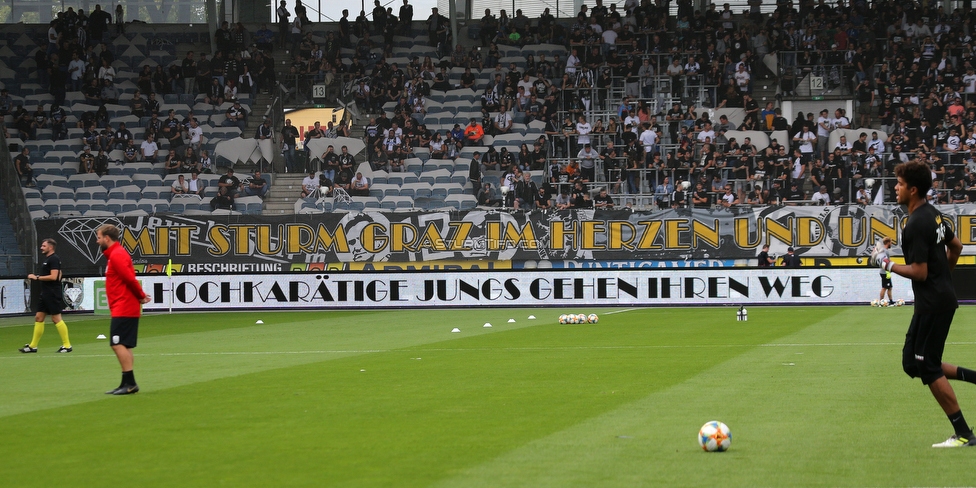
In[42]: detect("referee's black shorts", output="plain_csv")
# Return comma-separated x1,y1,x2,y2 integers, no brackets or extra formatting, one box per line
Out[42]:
110,317,140,348
903,309,955,385
33,293,63,315
881,274,893,289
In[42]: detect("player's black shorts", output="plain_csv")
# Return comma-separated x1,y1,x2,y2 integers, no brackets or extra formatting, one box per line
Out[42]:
881,275,893,289
109,317,140,348
903,309,955,385
33,293,63,315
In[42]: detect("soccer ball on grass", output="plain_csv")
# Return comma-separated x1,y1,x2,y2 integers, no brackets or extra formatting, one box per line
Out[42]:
698,421,732,452
587,313,599,324
558,314,568,324
870,299,878,307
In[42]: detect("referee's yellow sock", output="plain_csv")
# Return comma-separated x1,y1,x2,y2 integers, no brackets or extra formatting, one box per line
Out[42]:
29,322,44,348
55,321,70,348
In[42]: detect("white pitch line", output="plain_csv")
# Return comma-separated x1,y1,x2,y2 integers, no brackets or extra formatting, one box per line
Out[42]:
604,308,640,315
412,342,976,352
760,342,910,347
0,320,103,329
0,354,119,359
0,349,390,359
158,350,389,356
5,341,976,359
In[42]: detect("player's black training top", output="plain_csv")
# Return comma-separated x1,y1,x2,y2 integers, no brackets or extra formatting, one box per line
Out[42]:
39,253,62,296
902,202,957,311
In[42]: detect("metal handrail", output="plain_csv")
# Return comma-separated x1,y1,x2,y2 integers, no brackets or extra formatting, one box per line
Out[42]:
274,1,337,24
0,254,30,277
299,1,337,23
263,95,284,174
0,130,35,277
538,144,946,206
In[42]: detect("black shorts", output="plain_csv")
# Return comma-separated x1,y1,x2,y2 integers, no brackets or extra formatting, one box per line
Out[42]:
110,317,140,348
903,309,955,385
33,293,63,315
881,275,893,289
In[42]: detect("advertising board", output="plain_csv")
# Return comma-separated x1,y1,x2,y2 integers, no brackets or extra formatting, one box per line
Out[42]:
76,268,912,311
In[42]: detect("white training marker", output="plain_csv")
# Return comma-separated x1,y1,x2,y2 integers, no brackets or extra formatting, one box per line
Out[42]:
451,327,461,333
508,318,516,323
527,315,536,319
483,323,492,328
96,334,106,340
360,369,366,372
255,320,264,324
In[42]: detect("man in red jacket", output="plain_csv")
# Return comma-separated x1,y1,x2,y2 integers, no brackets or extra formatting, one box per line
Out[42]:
97,224,151,395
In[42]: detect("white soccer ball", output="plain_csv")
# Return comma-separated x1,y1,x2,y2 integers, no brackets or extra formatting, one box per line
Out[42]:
870,299,879,307
698,421,732,452
896,299,905,307
587,313,599,324
565,314,577,324
880,299,889,307
576,313,588,323
558,314,568,324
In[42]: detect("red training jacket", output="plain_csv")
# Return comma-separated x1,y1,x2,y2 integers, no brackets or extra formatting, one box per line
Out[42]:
103,241,146,317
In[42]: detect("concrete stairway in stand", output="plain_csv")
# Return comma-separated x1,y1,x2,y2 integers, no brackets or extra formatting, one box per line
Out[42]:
263,174,306,214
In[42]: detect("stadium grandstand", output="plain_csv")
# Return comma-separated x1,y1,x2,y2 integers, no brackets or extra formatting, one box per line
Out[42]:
1,0,975,274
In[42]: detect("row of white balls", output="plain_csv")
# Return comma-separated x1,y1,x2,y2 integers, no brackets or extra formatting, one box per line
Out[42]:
558,313,599,324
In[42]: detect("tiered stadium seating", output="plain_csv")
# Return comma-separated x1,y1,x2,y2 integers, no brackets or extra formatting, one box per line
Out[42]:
4,19,573,218
0,24,267,218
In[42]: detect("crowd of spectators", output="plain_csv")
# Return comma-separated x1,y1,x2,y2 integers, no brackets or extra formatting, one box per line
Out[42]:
335,0,976,209
16,0,976,213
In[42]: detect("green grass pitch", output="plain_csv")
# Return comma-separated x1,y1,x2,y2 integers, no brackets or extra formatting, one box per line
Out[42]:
2,305,976,487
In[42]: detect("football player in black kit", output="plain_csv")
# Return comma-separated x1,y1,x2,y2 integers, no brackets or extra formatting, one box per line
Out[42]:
19,238,71,353
873,160,976,447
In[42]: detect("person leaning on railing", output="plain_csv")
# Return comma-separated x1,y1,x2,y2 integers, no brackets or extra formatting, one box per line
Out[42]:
744,184,764,205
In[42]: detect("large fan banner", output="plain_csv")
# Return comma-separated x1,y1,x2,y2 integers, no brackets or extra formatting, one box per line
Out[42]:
33,205,976,276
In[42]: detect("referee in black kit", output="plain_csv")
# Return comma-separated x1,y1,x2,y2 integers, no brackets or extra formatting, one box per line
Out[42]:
874,160,976,448
19,238,72,353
